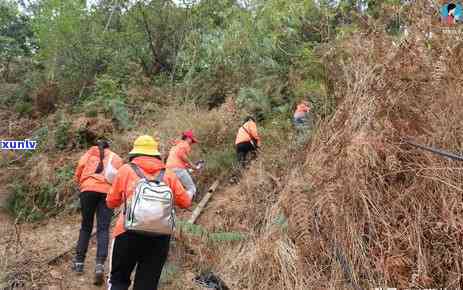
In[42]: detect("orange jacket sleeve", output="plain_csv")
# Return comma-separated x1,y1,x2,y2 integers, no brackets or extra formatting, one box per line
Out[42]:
74,152,89,185
177,146,189,164
166,172,191,209
106,166,127,209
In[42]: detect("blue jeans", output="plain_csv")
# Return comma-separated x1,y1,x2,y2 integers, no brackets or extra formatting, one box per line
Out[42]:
173,168,196,198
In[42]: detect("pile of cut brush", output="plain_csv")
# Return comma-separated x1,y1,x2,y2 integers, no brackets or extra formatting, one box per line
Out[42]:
213,3,463,289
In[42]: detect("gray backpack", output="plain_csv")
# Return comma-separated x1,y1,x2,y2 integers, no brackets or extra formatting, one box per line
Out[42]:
123,163,175,235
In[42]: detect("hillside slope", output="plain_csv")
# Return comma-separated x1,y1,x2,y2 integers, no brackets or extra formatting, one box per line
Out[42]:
2,3,463,290
211,6,463,289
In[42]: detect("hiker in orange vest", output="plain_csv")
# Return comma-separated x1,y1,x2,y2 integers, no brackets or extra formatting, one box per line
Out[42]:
293,100,310,124
293,100,314,130
73,139,123,285
166,130,200,199
235,116,260,166
106,135,191,290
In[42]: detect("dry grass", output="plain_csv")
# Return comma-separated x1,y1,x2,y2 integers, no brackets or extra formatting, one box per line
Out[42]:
197,3,463,289
271,4,463,289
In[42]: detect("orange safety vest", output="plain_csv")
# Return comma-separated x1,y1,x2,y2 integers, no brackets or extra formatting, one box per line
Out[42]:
235,120,260,146
294,103,310,119
74,147,123,194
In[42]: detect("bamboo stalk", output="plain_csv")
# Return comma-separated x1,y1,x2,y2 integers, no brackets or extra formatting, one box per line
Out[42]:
188,180,220,224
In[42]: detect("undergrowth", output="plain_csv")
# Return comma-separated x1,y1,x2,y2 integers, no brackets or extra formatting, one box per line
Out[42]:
6,164,75,222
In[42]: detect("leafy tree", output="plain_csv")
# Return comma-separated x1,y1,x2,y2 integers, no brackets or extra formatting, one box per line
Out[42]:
0,0,34,81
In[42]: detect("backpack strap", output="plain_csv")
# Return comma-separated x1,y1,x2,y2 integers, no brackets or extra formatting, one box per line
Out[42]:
155,169,166,184
124,163,147,215
124,164,166,214
129,162,146,180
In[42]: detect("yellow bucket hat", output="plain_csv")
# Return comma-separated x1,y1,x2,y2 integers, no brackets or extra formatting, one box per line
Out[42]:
129,135,160,156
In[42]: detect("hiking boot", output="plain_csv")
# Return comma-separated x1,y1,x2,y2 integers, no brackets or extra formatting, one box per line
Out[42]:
71,260,84,274
94,264,105,286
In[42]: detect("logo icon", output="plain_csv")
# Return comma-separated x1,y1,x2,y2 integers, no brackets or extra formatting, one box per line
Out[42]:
440,2,463,26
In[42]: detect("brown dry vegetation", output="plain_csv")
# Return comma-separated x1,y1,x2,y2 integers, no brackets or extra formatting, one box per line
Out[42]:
3,3,463,290
207,4,463,290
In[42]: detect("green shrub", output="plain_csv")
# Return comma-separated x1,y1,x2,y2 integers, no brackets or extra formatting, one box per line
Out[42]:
54,120,71,150
236,87,272,120
110,99,132,130
14,101,33,116
6,182,56,222
31,126,49,151
84,107,98,117
203,147,236,179
56,164,74,184
177,220,208,236
6,164,74,222
209,232,246,242
177,220,246,243
83,75,132,130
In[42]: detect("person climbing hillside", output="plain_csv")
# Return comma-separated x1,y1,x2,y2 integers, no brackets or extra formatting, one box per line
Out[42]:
106,135,192,290
293,100,314,145
73,139,123,285
166,130,200,200
293,100,313,128
235,116,260,167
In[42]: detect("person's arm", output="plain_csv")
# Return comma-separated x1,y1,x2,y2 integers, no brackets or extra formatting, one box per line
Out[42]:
112,153,124,170
166,172,192,209
74,153,88,184
106,167,127,209
178,147,197,169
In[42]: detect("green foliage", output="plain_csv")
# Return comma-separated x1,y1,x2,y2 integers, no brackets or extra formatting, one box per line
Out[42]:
203,147,237,178
83,75,132,130
7,182,55,222
209,232,246,242
237,88,271,120
109,100,131,130
177,220,246,243
177,220,208,236
0,0,35,81
55,164,74,184
14,101,33,116
6,162,74,222
54,120,71,150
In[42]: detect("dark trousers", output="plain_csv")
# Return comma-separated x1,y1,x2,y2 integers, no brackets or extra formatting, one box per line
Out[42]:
108,232,171,290
236,142,257,167
75,191,113,264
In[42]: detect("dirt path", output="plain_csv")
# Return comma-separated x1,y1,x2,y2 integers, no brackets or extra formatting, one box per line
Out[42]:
1,180,229,290
44,210,201,290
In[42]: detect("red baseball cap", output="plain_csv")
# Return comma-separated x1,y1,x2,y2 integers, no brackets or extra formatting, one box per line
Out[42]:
182,130,198,143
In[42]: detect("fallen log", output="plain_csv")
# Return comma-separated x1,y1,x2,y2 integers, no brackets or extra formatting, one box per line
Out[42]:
188,180,220,224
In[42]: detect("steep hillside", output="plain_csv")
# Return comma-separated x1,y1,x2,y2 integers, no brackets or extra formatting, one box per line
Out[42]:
211,4,463,289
